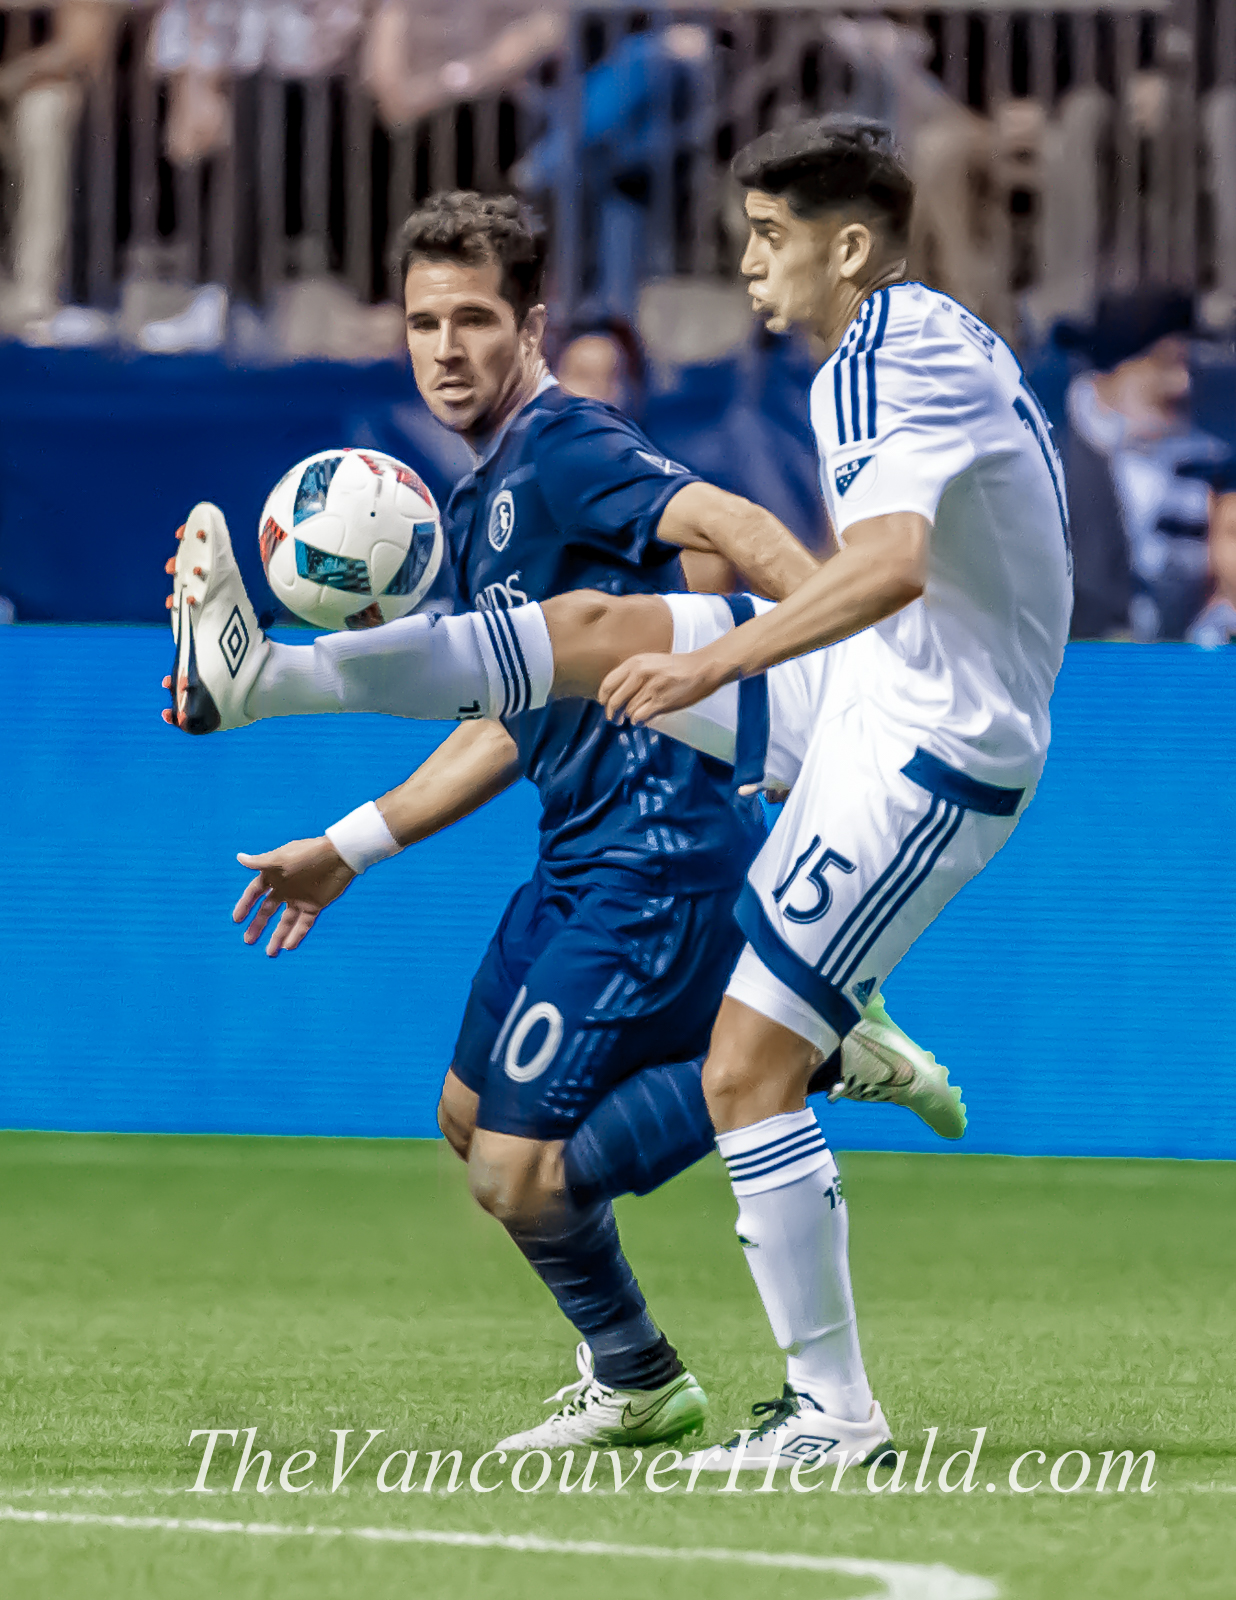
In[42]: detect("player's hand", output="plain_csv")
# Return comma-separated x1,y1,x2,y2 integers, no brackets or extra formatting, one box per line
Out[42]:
599,650,735,724
232,837,356,957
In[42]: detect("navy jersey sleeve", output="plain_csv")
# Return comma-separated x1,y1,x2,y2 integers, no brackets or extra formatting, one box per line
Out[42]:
537,402,702,566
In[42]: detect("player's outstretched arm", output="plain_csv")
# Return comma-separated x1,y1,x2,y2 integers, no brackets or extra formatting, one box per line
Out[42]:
598,510,929,724
232,721,521,956
655,481,820,600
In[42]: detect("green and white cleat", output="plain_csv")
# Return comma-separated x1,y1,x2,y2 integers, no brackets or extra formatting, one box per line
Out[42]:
833,992,967,1140
494,1342,708,1452
681,1386,894,1474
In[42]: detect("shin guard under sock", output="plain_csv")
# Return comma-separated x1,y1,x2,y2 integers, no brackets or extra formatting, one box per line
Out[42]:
245,603,553,721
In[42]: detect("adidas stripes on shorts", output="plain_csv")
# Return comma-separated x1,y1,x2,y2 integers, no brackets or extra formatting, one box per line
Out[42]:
661,593,1036,1056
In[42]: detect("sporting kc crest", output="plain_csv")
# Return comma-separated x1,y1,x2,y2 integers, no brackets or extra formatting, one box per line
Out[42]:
488,490,516,552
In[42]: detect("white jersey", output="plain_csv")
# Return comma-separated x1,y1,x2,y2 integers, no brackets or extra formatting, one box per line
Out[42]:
810,281,1072,786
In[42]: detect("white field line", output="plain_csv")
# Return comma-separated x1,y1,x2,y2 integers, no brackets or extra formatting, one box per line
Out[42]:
0,1505,998,1600
2,1481,1233,1500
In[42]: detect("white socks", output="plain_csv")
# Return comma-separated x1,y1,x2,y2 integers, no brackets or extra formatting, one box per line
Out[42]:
244,604,555,723
716,1109,873,1424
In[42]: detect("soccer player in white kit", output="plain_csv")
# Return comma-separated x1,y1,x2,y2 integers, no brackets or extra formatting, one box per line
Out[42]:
593,117,1074,1469
170,116,1071,1469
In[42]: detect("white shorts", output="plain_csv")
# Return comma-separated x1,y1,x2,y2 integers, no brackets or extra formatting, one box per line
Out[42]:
654,593,828,790
660,593,1035,1054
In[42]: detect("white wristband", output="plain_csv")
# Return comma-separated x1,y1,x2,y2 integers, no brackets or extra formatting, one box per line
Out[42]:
325,801,401,875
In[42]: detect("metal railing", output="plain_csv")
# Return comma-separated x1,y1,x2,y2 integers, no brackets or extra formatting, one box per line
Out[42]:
57,13,527,309
535,3,1236,338
9,1,1231,339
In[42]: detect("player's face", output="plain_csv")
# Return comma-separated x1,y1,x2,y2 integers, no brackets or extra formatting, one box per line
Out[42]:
740,191,871,340
404,258,537,436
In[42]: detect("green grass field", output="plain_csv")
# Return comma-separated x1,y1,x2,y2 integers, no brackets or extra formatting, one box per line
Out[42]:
0,1132,1232,1599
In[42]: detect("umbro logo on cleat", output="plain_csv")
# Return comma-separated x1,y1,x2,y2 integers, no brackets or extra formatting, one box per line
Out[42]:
219,606,250,678
852,976,877,1006
780,1434,841,1461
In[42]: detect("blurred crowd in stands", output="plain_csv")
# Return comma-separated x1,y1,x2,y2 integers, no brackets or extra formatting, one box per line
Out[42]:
550,298,1236,647
0,2,1232,644
1060,291,1236,646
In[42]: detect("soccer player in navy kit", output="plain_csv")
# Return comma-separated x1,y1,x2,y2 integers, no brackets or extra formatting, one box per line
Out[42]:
175,192,954,1451
214,192,815,1451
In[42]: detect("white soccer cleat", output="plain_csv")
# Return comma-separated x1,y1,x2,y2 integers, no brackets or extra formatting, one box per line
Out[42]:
681,1384,894,1474
494,1342,708,1452
832,991,967,1140
166,502,268,734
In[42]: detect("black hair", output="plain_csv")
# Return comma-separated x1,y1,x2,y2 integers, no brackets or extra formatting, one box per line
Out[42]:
731,115,914,247
394,192,547,323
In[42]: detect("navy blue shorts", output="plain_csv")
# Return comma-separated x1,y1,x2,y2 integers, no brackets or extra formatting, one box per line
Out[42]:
452,869,746,1140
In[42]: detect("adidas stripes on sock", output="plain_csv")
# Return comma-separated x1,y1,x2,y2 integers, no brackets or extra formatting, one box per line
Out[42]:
716,1109,873,1424
244,603,554,722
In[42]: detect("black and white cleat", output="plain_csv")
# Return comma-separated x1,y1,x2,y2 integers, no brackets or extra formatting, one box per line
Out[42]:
167,502,268,733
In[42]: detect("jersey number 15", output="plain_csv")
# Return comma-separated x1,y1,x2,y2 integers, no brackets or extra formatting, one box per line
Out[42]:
772,836,857,924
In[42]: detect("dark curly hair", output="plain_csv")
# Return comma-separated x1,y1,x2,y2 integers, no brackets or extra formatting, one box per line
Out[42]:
394,191,547,323
732,116,914,247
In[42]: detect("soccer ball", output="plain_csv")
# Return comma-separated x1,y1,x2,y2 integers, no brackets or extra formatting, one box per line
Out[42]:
258,448,443,629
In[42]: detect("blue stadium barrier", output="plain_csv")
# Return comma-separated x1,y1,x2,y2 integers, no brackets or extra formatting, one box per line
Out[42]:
0,346,470,623
3,342,1232,625
1,627,1233,1158
0,341,832,626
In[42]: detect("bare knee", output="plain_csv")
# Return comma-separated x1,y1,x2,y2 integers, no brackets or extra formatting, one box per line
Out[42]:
701,1046,749,1117
467,1132,565,1230
438,1069,478,1162
702,997,819,1132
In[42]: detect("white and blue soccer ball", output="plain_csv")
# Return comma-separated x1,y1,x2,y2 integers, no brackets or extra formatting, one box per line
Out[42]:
258,448,443,629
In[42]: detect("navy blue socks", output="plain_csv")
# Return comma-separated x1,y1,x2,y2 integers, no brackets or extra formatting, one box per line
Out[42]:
561,1050,844,1210
562,1056,716,1207
513,1050,844,1393
506,1201,683,1390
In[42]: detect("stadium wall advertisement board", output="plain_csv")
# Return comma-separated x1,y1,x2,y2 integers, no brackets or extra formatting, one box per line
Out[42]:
2,629,1232,1160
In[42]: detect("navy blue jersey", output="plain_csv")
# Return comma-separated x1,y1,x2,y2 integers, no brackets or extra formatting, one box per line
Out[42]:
443,383,764,888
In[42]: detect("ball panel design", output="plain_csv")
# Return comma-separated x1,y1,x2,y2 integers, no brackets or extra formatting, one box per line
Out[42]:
265,530,299,593
258,447,443,629
294,537,371,593
293,455,346,525
366,538,405,595
259,514,287,569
